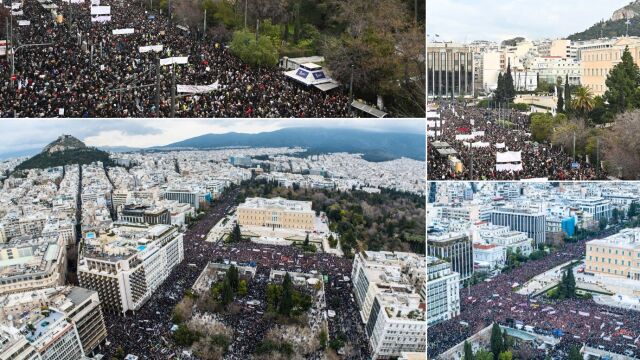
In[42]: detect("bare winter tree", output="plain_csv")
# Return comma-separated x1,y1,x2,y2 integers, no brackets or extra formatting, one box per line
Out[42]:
603,110,640,179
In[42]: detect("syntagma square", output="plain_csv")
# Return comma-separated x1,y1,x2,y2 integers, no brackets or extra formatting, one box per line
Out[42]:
0,119,426,359
0,0,425,118
427,0,640,181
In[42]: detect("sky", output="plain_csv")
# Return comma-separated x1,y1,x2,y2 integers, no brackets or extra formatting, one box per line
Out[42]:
428,0,632,42
0,119,425,160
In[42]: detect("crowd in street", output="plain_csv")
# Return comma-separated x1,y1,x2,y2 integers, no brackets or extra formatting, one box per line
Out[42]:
428,232,640,359
427,102,606,180
0,0,352,117
100,188,370,359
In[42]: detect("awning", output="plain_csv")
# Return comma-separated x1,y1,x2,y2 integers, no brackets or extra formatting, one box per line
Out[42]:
314,81,340,92
351,100,387,118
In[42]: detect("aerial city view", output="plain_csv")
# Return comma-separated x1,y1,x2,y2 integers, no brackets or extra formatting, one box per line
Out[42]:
0,0,425,118
427,0,640,180
0,120,426,360
427,182,640,359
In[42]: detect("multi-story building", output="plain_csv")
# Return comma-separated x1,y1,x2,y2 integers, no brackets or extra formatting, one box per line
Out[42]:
0,214,47,240
427,256,460,326
0,286,107,359
490,207,546,246
237,197,315,230
477,225,534,256
472,243,506,270
427,42,474,97
351,251,426,359
427,233,474,282
118,205,171,225
569,197,612,222
163,188,207,211
78,223,184,313
531,56,581,86
586,228,640,280
0,234,67,296
579,37,640,95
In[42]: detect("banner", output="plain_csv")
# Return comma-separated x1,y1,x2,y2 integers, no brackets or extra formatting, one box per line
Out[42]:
471,131,485,137
90,5,110,14
495,143,505,149
160,56,188,66
472,142,490,148
455,134,476,141
70,0,84,3
177,81,225,93
496,151,522,163
11,2,21,9
11,9,23,14
90,0,99,4
139,45,163,53
18,20,30,26
112,28,134,35
41,3,56,8
91,15,111,22
496,163,523,172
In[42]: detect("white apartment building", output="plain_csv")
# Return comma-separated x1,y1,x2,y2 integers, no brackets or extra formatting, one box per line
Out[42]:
352,251,426,359
78,223,184,313
477,224,534,256
0,287,107,360
427,256,460,327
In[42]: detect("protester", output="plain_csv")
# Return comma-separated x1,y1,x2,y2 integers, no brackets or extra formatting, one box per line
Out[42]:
0,0,352,118
428,101,606,180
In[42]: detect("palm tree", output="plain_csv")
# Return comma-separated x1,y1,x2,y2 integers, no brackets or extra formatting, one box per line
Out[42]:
572,86,596,119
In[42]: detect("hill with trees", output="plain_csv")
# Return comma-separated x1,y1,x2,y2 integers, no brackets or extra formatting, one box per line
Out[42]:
14,135,113,171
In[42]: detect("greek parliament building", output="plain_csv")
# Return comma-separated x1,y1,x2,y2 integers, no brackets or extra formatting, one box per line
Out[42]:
78,223,184,314
427,42,474,97
586,228,640,281
351,251,426,359
237,197,315,231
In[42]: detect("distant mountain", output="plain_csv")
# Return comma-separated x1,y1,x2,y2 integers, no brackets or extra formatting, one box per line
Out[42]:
569,2,640,40
15,135,113,171
161,128,425,161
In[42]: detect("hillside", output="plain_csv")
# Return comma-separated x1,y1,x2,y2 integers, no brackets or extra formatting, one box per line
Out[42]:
161,128,425,161
14,135,112,171
569,2,640,40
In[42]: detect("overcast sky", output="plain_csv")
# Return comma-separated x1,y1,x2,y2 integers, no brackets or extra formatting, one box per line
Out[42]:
428,0,631,42
0,119,424,160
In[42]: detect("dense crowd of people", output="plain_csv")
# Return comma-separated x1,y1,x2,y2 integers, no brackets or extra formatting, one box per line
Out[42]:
100,188,370,359
1,0,353,117
427,102,606,180
428,227,640,359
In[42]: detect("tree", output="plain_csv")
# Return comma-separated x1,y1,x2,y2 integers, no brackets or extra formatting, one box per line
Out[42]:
221,277,234,307
565,74,572,114
237,279,248,297
504,61,515,101
572,86,595,119
557,89,565,114
490,322,505,359
229,29,279,67
629,202,638,218
496,73,505,103
474,349,495,360
464,341,474,360
498,351,513,360
612,208,620,224
605,46,640,113
603,110,640,179
599,216,608,231
530,113,555,142
304,233,310,246
227,265,239,291
278,273,294,316
568,346,582,360
565,267,576,298
319,328,328,349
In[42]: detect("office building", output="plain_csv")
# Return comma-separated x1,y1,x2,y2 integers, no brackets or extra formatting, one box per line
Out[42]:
490,207,546,246
118,205,171,225
427,42,474,97
427,232,474,282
